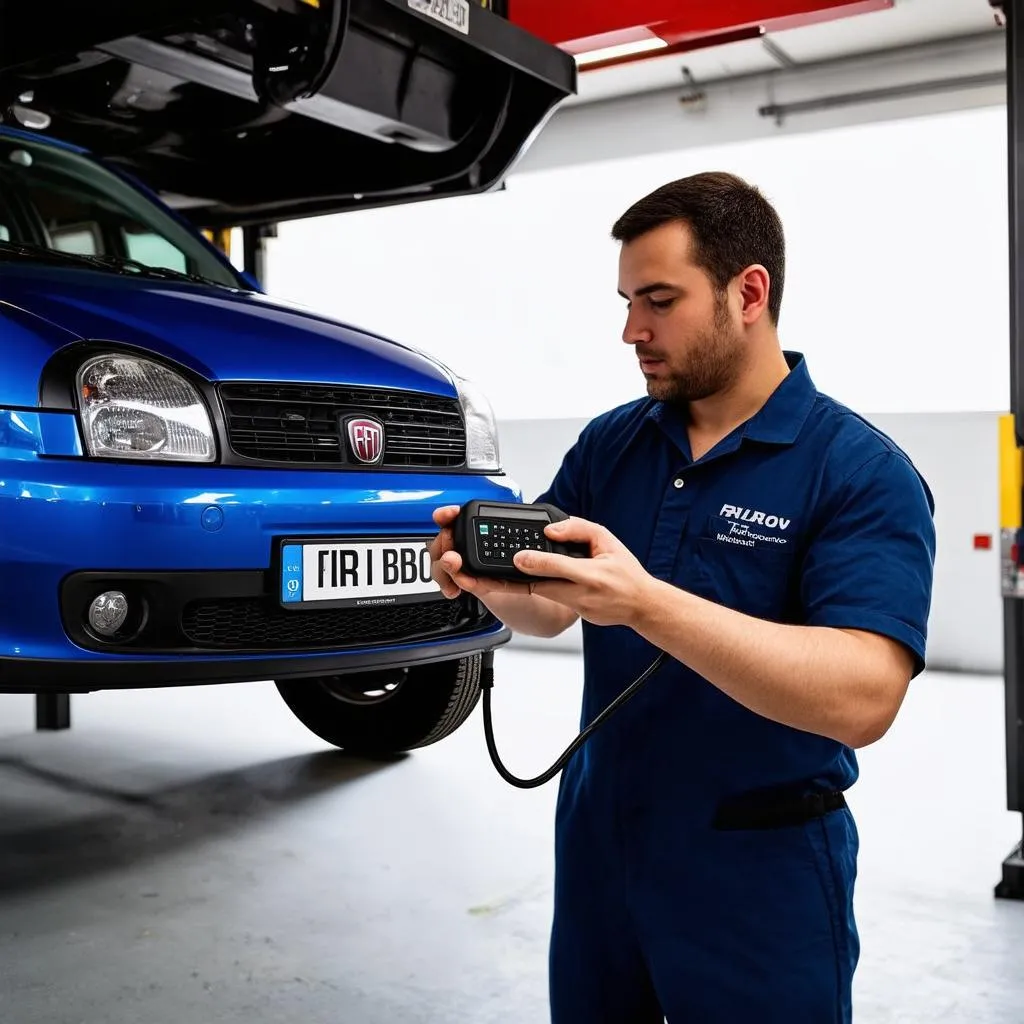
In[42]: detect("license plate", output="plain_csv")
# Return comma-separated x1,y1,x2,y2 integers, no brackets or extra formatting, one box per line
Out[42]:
408,0,470,35
280,538,442,608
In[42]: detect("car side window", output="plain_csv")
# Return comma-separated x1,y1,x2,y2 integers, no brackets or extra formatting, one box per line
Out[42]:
0,189,18,243
50,223,102,255
24,182,102,252
122,225,188,273
24,179,189,271
0,137,241,287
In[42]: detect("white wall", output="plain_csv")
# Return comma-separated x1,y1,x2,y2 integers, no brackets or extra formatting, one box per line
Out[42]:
265,104,1010,423
868,411,1002,674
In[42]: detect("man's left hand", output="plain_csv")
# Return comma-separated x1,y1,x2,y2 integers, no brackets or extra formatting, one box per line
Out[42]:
514,517,657,628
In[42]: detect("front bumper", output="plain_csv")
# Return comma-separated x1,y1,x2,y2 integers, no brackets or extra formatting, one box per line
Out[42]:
0,440,520,691
0,630,510,693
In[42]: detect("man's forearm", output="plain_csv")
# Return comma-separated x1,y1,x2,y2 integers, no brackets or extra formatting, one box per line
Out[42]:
630,578,913,749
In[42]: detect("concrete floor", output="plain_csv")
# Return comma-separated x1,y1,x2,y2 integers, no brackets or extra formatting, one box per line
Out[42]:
0,649,1022,1023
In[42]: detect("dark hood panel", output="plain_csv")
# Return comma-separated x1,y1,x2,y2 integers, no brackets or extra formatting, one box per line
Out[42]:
0,0,576,228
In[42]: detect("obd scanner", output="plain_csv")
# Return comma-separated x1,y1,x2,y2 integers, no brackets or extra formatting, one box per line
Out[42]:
453,500,589,582
449,500,668,789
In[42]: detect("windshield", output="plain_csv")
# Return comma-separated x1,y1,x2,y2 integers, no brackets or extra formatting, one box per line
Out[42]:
0,133,243,288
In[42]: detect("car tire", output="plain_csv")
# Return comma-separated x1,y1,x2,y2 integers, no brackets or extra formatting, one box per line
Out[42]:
275,654,482,755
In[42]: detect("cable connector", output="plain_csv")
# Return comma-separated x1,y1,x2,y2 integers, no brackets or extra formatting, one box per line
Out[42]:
480,649,495,690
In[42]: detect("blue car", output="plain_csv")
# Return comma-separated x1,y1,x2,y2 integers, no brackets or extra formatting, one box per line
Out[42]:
0,0,575,753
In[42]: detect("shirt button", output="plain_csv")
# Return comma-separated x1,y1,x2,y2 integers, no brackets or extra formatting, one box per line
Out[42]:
673,478,685,489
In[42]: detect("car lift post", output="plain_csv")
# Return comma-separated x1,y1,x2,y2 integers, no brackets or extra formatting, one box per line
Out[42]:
242,223,277,286
996,0,1024,900
36,693,70,731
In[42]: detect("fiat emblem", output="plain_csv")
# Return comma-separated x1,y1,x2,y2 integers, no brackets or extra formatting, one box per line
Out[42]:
346,416,385,464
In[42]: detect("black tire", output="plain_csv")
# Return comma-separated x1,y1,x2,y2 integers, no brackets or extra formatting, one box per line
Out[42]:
275,655,482,755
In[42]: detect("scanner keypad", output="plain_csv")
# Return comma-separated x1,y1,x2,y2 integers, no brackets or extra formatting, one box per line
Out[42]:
476,519,546,565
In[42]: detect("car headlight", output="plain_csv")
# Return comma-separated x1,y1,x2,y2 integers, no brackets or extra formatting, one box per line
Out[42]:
76,354,215,462
456,377,500,472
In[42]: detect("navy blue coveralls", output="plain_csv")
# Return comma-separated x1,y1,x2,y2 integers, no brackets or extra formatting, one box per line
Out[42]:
536,352,935,1023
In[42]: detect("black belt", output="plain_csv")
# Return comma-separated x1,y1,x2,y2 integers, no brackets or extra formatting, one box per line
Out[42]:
712,785,847,831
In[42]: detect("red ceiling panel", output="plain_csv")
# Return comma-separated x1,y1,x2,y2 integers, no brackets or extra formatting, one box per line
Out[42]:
509,0,894,57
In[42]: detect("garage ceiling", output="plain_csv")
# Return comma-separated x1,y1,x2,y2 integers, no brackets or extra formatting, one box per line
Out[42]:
565,0,1003,106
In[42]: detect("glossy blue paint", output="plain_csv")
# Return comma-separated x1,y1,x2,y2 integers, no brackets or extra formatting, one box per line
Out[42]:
201,505,225,532
0,458,519,661
0,125,512,686
0,459,518,567
0,410,83,460
0,302,82,407
0,264,455,396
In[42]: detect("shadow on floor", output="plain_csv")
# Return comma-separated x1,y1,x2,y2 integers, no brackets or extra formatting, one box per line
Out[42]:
0,748,402,897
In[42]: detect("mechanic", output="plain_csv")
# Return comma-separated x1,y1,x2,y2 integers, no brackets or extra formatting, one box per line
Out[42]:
430,171,936,1023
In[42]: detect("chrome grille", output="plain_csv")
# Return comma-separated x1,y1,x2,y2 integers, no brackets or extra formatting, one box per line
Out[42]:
219,382,466,467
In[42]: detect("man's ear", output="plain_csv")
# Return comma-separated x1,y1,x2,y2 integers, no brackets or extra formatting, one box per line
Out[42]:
737,265,771,324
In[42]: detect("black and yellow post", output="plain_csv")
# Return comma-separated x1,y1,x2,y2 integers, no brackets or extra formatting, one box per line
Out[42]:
242,225,276,285
998,412,1024,899
202,225,274,285
996,0,1024,901
205,228,233,259
999,414,1022,601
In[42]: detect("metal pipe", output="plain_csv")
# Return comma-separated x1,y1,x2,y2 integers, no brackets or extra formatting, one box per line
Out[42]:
758,70,1005,122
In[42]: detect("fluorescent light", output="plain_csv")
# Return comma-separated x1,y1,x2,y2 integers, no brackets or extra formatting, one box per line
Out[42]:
575,37,669,68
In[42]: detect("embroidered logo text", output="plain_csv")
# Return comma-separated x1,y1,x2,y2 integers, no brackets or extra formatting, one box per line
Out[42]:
714,505,792,548
718,504,791,530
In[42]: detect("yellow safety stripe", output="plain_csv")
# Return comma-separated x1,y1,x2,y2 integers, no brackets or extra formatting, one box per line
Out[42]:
1000,412,1022,530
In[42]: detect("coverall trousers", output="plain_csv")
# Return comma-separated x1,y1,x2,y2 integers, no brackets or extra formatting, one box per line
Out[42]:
547,760,860,1023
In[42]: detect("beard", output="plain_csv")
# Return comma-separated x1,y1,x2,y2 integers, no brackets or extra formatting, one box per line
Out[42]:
641,294,745,405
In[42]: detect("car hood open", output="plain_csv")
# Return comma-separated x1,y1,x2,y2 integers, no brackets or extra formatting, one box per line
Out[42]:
0,0,576,229
0,264,457,408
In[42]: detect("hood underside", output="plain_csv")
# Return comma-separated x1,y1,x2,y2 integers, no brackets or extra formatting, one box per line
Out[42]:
0,0,576,229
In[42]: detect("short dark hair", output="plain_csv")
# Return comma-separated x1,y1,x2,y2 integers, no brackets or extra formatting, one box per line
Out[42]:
611,171,786,325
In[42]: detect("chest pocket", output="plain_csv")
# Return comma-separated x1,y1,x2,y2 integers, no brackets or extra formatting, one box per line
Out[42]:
688,515,802,621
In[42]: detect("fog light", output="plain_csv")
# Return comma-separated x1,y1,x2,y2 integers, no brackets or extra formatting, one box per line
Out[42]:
88,591,129,636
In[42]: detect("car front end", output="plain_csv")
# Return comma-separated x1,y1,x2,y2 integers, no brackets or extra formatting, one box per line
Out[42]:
2,338,517,694
0,0,576,752
0,126,520,754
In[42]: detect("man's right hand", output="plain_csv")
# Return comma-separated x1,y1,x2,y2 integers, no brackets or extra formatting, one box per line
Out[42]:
428,505,580,639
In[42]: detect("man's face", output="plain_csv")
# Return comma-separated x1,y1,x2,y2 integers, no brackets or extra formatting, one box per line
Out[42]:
617,222,746,405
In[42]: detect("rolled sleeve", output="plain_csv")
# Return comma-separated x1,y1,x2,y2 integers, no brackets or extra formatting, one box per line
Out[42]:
800,450,936,676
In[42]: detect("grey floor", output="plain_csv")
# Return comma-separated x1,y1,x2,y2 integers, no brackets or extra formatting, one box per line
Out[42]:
1,648,1022,1024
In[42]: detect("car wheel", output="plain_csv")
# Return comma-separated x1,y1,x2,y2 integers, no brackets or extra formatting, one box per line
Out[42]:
275,655,482,755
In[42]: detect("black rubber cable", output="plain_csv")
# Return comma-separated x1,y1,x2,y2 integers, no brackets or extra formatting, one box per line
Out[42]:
479,649,669,789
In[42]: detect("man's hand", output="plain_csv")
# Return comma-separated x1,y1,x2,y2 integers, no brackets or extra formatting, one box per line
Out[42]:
428,505,533,601
512,516,657,628
427,506,582,640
